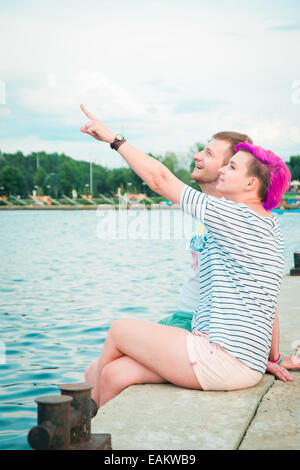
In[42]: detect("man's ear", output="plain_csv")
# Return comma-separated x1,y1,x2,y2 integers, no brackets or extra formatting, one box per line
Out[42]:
245,177,259,192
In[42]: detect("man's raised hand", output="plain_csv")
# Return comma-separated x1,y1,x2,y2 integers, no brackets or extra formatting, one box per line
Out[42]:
80,104,115,143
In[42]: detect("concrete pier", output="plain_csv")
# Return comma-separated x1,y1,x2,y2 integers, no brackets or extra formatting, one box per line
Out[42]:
92,276,300,450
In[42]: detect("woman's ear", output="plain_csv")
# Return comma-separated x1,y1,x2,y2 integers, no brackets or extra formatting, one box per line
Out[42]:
245,177,259,192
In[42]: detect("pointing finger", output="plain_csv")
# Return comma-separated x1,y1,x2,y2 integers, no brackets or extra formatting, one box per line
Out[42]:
80,104,96,120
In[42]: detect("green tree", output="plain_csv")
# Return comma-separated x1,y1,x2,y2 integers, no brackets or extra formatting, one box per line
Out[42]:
58,160,80,197
161,152,179,174
105,168,132,195
0,151,6,171
292,164,300,180
288,155,300,167
44,172,60,198
287,155,300,180
175,168,192,185
6,151,25,170
0,165,27,196
93,165,109,195
33,166,47,190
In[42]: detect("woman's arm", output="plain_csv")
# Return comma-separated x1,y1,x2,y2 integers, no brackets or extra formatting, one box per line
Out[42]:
80,105,185,204
266,310,298,381
268,310,280,361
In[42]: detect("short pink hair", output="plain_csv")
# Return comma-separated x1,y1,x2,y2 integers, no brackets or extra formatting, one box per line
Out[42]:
235,142,291,210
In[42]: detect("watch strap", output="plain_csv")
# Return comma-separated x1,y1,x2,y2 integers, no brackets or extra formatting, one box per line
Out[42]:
110,136,126,151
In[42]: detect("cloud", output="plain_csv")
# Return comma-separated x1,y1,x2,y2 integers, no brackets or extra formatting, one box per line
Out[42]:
0,107,11,117
290,125,300,144
1,1,300,165
0,134,127,168
173,99,228,114
270,23,300,32
248,119,300,150
18,71,147,120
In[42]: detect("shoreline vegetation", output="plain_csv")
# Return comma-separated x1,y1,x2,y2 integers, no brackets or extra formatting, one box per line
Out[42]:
0,194,181,210
0,202,180,210
0,205,179,210
0,148,300,211
0,147,200,201
1,193,300,211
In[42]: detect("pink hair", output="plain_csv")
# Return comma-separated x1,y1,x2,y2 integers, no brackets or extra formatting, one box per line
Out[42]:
235,141,291,210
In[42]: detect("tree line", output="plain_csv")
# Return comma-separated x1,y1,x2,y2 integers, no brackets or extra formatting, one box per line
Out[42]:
0,145,201,198
0,147,299,198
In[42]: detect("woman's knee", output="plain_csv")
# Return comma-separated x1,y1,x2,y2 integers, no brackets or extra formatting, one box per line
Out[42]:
100,363,116,388
109,318,128,333
100,357,150,390
108,318,133,342
100,361,128,390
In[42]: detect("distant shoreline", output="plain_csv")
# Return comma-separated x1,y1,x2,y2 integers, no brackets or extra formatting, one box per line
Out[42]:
0,204,180,210
1,204,299,212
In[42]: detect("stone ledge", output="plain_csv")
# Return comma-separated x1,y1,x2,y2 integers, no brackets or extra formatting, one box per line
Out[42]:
92,376,274,450
92,277,300,450
240,372,300,450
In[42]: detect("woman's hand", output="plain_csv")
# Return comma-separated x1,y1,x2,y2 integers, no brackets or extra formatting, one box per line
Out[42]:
266,361,294,382
80,104,115,144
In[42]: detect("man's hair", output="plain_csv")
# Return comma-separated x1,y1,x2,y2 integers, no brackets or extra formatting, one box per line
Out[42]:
235,141,292,210
212,131,253,160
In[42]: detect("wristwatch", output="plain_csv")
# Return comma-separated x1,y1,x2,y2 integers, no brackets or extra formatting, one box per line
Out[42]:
110,134,126,151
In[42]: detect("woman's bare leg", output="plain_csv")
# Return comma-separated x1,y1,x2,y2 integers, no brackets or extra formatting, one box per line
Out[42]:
85,357,99,388
91,318,201,406
85,355,166,405
99,356,167,406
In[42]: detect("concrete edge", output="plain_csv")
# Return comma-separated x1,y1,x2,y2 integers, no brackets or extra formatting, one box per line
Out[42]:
234,375,275,449
92,375,277,450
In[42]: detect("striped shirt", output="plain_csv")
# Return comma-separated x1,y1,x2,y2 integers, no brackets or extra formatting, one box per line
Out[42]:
180,185,285,374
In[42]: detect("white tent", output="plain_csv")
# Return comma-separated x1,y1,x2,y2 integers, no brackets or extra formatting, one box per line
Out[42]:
290,180,300,186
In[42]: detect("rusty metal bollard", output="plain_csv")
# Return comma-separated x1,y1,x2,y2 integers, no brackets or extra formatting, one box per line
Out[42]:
27,395,73,450
27,383,111,450
290,252,300,276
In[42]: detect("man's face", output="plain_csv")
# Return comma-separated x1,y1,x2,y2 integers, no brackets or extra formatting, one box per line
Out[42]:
191,139,232,184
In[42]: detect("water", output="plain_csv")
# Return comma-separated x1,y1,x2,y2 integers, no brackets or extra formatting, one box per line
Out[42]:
0,209,299,450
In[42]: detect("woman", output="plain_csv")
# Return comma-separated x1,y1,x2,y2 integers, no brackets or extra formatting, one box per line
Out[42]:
80,105,291,407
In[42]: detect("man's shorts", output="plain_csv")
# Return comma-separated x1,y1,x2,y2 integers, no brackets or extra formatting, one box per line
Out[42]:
158,311,193,331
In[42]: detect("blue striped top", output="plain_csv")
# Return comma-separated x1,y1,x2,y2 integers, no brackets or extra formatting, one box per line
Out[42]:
180,185,285,374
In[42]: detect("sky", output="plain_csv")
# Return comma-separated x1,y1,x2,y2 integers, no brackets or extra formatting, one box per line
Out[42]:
0,0,300,168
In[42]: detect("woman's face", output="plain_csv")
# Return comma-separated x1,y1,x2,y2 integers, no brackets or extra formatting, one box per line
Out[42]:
216,151,256,200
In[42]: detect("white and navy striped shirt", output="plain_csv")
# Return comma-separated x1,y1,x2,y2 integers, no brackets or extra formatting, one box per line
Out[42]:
180,185,285,374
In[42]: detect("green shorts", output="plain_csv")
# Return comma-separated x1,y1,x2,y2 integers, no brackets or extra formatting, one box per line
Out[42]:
157,311,193,331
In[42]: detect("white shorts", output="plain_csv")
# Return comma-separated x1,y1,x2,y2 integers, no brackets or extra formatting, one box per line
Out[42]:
186,331,263,391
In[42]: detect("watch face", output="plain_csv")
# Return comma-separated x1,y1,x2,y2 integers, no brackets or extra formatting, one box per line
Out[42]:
115,134,124,141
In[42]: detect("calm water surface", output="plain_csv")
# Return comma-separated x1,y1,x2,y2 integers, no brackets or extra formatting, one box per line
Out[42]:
0,209,299,449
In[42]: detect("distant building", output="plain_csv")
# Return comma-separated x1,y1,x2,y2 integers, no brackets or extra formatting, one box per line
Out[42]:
125,193,147,201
